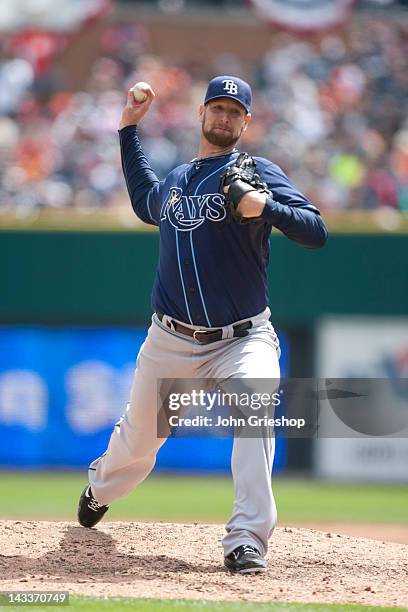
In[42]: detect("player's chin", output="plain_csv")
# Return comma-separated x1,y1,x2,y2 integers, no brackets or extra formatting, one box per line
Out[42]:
205,129,237,148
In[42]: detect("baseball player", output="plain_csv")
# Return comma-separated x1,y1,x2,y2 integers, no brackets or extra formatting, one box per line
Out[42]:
78,76,328,574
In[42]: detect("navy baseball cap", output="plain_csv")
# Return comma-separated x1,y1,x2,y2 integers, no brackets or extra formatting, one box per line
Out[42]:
204,76,252,113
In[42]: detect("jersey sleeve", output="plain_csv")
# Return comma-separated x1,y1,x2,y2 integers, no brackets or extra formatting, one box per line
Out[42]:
119,125,161,227
258,160,328,249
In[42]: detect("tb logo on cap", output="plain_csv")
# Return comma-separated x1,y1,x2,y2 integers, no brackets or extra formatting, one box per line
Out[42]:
222,79,238,94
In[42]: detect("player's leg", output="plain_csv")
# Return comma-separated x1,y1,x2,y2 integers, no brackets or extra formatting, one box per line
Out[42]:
78,316,194,522
87,351,166,506
206,319,280,563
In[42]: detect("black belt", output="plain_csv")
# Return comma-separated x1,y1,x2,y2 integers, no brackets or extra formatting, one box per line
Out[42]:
156,312,252,344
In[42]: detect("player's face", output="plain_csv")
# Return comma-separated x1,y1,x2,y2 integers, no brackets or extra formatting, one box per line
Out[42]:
200,99,250,148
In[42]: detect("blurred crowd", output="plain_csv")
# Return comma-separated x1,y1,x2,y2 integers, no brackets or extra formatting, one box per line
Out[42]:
0,17,407,213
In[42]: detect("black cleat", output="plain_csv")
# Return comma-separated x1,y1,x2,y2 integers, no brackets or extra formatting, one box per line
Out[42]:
77,484,109,528
224,544,267,574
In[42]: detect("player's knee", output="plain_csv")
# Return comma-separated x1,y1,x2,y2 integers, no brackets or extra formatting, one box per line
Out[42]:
123,432,165,463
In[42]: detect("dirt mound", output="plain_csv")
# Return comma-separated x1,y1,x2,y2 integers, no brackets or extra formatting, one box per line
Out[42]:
1,521,407,607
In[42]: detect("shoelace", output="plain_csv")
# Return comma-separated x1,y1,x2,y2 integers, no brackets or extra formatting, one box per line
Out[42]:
85,485,106,512
232,545,258,559
88,498,104,512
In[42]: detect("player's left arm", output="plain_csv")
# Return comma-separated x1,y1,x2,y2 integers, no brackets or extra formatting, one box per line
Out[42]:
239,161,328,249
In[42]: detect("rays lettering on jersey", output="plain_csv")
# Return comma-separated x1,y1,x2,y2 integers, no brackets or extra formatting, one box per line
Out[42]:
161,187,226,231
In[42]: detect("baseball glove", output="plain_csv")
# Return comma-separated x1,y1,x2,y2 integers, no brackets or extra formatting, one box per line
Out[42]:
220,152,272,222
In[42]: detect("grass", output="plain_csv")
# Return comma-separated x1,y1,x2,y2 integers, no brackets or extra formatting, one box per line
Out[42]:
2,598,406,611
0,472,407,524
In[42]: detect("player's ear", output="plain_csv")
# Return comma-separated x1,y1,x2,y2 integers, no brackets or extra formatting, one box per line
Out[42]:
199,104,205,121
242,113,251,132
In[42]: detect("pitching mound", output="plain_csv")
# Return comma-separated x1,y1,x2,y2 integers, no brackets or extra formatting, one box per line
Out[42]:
1,521,407,607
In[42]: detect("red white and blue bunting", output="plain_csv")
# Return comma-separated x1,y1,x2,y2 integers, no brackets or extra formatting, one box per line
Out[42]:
247,0,356,33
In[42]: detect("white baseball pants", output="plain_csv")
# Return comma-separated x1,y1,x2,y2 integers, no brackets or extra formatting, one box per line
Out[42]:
88,308,280,556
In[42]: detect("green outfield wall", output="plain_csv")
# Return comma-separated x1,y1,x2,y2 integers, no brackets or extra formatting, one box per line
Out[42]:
1,231,407,325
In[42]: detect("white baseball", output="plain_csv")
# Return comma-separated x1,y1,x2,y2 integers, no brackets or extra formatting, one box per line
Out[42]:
131,82,149,103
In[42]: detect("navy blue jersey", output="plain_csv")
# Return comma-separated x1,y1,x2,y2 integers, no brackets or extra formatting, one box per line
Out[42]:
120,125,328,327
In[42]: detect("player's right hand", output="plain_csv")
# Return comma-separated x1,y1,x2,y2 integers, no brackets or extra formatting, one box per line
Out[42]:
119,85,156,129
